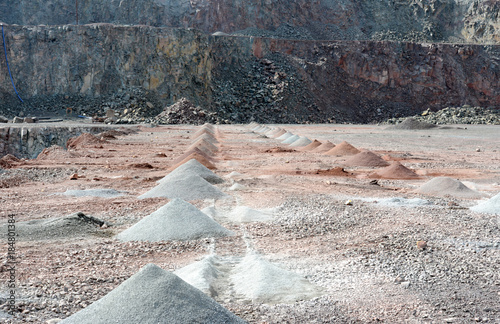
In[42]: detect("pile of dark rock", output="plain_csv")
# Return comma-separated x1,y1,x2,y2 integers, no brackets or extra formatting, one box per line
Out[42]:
385,106,500,125
148,98,217,125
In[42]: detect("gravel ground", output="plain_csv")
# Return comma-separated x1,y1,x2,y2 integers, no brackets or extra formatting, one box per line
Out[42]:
0,122,499,323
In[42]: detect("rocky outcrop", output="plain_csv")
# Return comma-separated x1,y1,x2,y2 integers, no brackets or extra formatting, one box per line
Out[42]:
0,25,498,124
0,0,498,44
0,125,108,159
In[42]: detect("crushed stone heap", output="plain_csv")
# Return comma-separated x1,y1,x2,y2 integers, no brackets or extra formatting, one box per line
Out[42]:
414,177,485,199
116,198,233,242
60,263,246,324
470,192,500,215
138,174,227,200
159,159,223,184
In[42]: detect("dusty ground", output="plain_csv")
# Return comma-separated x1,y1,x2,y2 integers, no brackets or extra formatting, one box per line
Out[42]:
0,122,499,323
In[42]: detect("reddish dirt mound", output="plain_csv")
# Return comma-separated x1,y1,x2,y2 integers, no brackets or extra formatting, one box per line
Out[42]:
313,167,352,176
298,140,322,151
173,148,215,165
128,163,155,169
311,141,335,153
370,161,420,179
344,151,390,167
67,133,108,149
36,145,74,160
269,129,287,138
170,153,216,170
324,141,359,156
263,147,296,153
0,154,21,169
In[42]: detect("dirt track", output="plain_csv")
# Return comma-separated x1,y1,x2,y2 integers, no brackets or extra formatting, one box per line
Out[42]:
0,122,499,323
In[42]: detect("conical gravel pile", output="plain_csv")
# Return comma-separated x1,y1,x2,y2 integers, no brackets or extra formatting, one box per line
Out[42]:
298,139,322,151
170,153,217,170
270,129,287,138
231,252,324,304
289,136,312,147
60,263,245,324
344,151,389,167
159,159,223,184
470,192,500,214
192,127,215,139
276,132,294,141
311,141,335,153
192,133,218,144
116,199,233,242
189,137,218,154
324,141,360,156
138,174,227,200
281,134,300,144
414,177,485,199
370,161,420,179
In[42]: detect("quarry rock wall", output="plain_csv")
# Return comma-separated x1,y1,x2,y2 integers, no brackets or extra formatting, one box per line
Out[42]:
1,0,498,44
0,25,498,123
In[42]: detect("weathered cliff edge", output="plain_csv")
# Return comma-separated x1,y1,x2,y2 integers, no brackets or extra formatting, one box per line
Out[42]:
0,25,498,123
1,0,499,44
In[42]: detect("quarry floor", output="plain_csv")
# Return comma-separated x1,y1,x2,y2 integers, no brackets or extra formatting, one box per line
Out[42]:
0,122,499,323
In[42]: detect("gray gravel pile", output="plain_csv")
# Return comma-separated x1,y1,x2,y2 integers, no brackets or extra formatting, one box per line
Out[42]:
470,192,500,215
158,159,223,185
138,174,227,200
414,177,485,199
386,106,500,125
116,199,233,242
60,188,125,198
60,263,246,324
387,117,438,130
0,212,106,241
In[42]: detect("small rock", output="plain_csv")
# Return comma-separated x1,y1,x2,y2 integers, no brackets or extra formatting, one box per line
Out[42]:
46,319,63,324
417,240,427,249
69,173,79,180
24,117,36,123
345,200,353,205
13,116,23,123
0,115,8,123
401,281,411,288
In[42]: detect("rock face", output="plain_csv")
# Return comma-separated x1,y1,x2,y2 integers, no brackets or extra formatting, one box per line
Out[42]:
0,23,498,123
0,126,107,159
0,0,497,44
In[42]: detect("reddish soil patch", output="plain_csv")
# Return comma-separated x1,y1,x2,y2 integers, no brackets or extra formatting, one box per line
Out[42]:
262,147,296,153
312,167,353,176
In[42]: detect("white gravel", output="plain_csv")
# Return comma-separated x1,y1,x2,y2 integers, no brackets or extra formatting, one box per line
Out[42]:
230,251,324,304
470,192,500,214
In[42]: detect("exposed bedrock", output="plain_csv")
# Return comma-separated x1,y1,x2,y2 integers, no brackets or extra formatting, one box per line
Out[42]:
0,25,498,123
